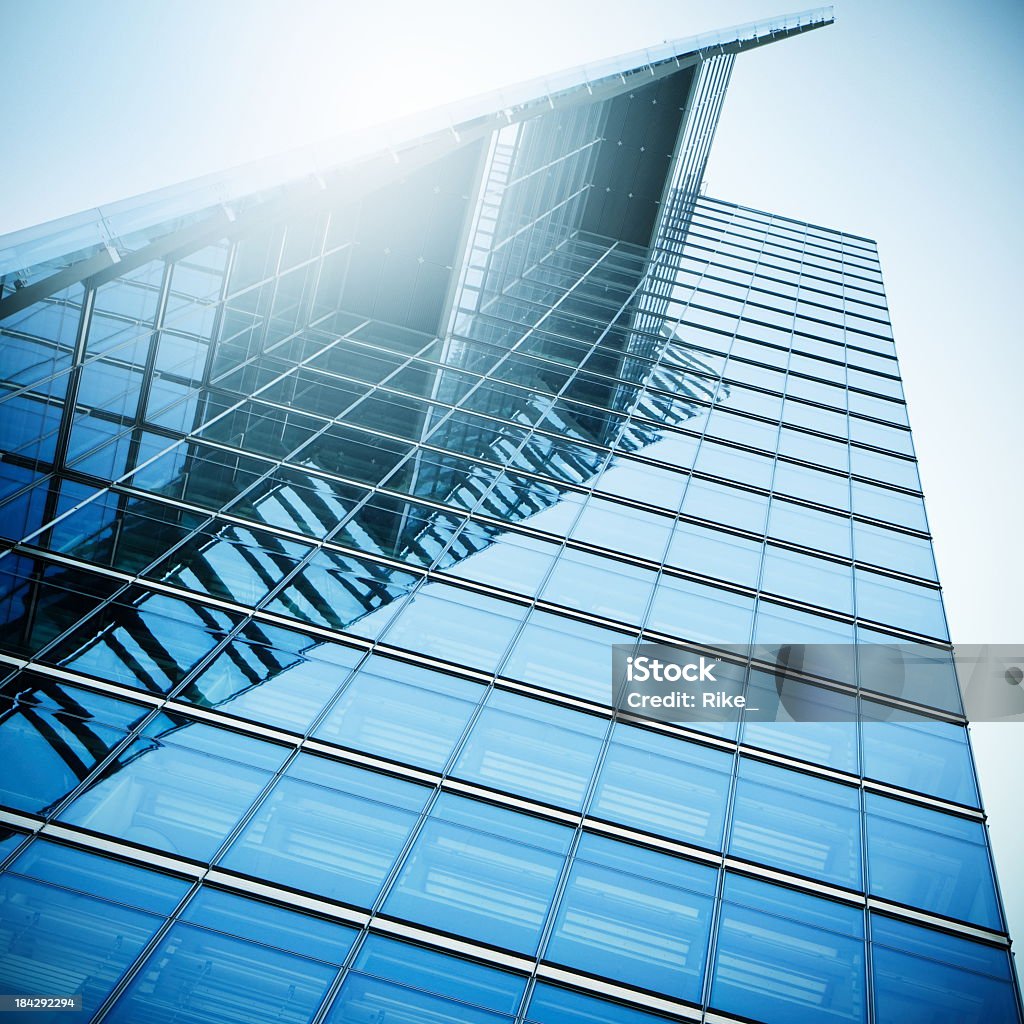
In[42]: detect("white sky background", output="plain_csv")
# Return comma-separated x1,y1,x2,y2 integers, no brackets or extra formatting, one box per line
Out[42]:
3,0,1022,960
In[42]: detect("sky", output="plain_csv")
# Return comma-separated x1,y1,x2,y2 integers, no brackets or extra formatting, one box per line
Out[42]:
3,0,1023,958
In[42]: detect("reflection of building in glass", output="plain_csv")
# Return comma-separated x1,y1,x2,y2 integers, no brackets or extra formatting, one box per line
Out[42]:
0,8,1020,1023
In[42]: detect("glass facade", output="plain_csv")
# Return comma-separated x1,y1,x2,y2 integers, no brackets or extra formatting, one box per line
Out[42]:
0,9,1020,1023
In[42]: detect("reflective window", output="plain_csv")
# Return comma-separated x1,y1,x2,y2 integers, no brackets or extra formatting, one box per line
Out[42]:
730,758,861,887
327,935,524,1024
454,689,605,809
0,678,142,814
315,654,482,771
682,477,769,533
541,548,655,625
181,633,361,733
546,833,714,999
590,725,732,848
761,545,853,614
862,706,978,806
571,498,672,561
853,520,936,580
222,756,428,906
383,583,526,670
647,574,755,645
106,890,347,1024
871,915,1019,1024
742,670,859,773
503,611,637,704
866,794,1001,928
384,794,570,953
711,874,865,1024
855,569,947,639
267,550,418,638
60,718,285,860
666,520,763,588
527,982,681,1024
768,498,852,557
1,844,188,1020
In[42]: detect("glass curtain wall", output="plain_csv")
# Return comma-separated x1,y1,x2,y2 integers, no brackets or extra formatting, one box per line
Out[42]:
0,22,1018,1024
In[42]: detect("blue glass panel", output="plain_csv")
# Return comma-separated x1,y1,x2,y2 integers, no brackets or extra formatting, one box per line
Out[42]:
444,527,557,595
0,395,61,462
383,794,569,954
0,831,27,865
327,973,515,1024
316,654,481,771
182,638,360,732
695,439,775,489
354,935,524,1011
768,498,852,557
851,481,927,531
10,840,189,914
180,888,355,963
742,671,859,773
266,550,417,637
730,758,861,887
778,426,849,471
104,921,337,1024
665,521,763,588
546,833,714,999
855,634,962,713
594,457,687,510
570,498,672,561
541,548,655,625
866,794,1001,928
853,520,936,580
872,916,1019,1024
384,584,525,670
850,447,918,489
0,694,131,814
855,569,947,639
60,721,278,860
754,601,856,658
52,590,239,694
222,757,427,906
590,725,731,848
0,873,167,1022
503,611,637,704
761,545,854,614
454,689,605,809
682,477,769,533
711,875,865,1024
773,462,851,511
647,574,754,645
862,707,978,806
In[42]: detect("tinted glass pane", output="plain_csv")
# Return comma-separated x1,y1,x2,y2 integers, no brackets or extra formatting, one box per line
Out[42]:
454,690,605,809
60,721,282,860
866,794,1000,928
383,795,569,953
546,833,714,999
105,922,337,1024
730,758,861,887
872,916,1018,1024
711,875,865,1024
326,935,524,1023
222,757,427,905
527,982,680,1023
0,874,167,1021
315,655,481,772
590,725,731,848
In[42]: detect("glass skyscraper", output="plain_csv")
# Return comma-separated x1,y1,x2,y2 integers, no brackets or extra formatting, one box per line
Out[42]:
0,8,1019,1024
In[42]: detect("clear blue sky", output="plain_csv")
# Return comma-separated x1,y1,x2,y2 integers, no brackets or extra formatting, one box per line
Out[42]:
3,0,1022,957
